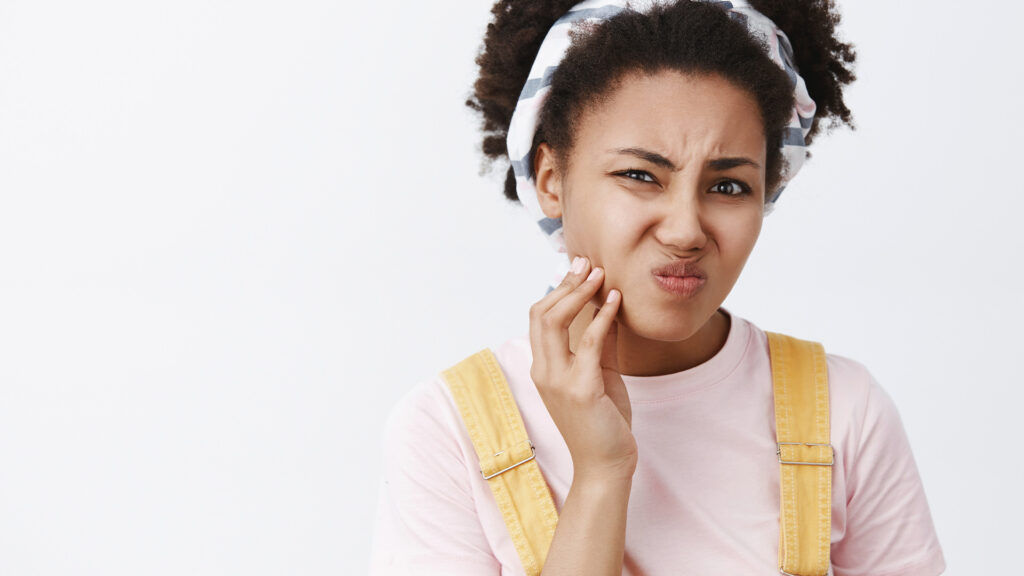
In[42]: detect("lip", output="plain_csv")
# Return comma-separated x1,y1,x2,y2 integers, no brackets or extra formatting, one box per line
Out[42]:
653,274,706,297
652,259,706,279
651,260,707,298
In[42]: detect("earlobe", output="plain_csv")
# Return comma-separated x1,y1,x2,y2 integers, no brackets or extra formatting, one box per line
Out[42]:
533,142,563,220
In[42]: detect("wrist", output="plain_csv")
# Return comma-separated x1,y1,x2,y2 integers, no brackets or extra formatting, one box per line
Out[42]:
571,472,634,495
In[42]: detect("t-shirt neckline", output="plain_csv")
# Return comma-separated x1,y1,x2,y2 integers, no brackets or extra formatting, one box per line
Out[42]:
619,306,751,403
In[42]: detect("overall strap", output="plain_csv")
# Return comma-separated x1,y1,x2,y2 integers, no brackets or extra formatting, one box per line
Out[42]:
441,348,558,576
766,332,834,576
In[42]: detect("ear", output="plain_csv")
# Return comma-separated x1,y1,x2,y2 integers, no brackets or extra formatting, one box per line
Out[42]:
533,142,564,220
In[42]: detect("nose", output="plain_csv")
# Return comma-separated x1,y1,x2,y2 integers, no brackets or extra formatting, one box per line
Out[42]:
653,187,708,253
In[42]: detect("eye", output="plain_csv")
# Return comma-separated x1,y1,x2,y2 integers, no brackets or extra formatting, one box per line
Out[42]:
710,180,752,196
615,169,656,184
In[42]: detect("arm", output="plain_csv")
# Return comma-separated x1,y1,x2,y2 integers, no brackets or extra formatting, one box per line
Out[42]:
540,475,632,576
830,360,946,576
529,257,638,575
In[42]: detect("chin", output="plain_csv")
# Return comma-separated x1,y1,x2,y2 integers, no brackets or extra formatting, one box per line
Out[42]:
618,302,713,342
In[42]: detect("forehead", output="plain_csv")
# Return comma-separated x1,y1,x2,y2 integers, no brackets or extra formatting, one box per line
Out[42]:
573,70,766,161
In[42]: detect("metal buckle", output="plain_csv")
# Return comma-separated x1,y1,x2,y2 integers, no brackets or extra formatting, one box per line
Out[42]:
777,441,834,466
481,441,536,480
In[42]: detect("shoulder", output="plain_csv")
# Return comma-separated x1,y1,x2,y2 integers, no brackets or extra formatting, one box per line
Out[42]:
372,363,507,573
383,375,447,440
751,321,912,467
381,335,532,466
744,317,889,414
821,351,912,463
380,369,472,475
377,367,490,523
733,318,946,573
825,351,889,422
742,317,899,446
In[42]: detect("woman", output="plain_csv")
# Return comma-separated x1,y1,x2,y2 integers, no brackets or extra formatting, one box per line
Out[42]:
369,0,946,574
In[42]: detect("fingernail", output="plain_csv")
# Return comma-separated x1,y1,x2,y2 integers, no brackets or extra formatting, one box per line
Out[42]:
571,256,585,274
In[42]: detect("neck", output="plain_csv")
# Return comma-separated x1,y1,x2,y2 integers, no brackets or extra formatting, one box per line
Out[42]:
568,302,731,377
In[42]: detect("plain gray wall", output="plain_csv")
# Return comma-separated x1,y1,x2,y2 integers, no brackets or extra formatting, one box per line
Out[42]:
0,0,1019,573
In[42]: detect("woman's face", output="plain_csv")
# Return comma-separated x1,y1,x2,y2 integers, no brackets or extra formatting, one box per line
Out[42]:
534,70,766,342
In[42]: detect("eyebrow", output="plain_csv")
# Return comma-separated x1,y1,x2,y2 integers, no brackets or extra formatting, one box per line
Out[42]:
609,147,761,171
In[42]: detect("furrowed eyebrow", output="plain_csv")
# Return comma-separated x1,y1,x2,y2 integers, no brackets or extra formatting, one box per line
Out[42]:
708,157,760,170
610,147,677,170
609,147,761,171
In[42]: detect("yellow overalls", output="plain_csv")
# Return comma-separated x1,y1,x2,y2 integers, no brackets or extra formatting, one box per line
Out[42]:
441,331,834,576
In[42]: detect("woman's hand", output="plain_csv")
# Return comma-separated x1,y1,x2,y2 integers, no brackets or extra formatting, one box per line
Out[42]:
529,256,637,484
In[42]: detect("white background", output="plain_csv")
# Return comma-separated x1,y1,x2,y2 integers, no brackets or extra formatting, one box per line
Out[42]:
0,0,1020,574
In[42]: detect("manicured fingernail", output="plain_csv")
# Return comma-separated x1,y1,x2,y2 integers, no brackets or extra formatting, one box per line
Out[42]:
606,289,619,302
571,256,585,274
587,267,601,281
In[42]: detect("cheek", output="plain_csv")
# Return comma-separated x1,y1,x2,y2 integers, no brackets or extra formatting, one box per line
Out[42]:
564,189,640,255
715,209,762,266
590,199,649,262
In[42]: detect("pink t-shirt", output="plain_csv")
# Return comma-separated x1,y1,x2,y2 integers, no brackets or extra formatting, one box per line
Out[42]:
368,307,946,575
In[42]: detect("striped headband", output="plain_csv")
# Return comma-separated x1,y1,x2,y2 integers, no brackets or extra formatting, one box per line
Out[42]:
506,0,817,293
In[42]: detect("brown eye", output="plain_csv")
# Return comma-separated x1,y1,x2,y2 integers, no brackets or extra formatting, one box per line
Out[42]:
711,180,752,196
618,169,655,183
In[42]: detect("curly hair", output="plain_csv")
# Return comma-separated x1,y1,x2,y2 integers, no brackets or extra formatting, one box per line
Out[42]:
465,0,857,204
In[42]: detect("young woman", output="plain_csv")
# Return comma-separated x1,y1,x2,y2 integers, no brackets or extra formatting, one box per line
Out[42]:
369,1,946,574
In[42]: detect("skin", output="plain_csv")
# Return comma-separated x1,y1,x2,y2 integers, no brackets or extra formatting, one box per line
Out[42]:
528,69,770,575
534,69,767,377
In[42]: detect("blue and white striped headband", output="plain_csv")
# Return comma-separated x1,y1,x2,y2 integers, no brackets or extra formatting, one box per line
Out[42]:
507,0,817,291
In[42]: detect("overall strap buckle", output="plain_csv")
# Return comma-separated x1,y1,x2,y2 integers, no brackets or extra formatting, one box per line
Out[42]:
481,440,537,480
777,441,834,466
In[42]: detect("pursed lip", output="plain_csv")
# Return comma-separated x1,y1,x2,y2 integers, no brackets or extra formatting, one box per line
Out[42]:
651,259,706,279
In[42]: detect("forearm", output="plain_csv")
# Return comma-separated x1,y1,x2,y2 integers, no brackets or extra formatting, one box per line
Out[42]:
540,476,632,576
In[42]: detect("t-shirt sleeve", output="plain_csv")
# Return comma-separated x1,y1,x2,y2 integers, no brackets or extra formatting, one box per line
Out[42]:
367,377,501,576
830,364,947,576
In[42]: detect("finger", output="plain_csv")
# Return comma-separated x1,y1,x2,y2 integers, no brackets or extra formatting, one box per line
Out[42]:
601,312,630,428
576,288,621,372
600,309,619,374
533,255,593,317
529,256,593,375
541,265,605,369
